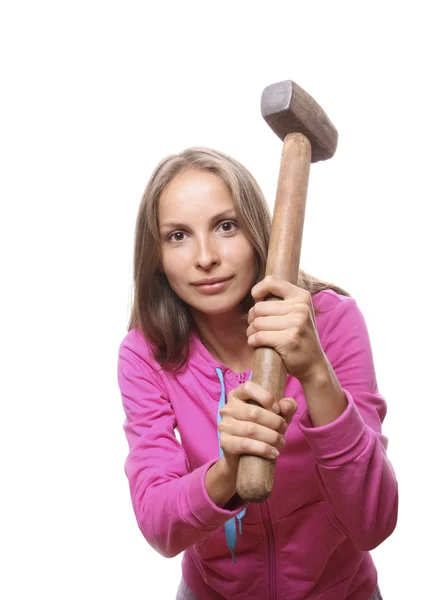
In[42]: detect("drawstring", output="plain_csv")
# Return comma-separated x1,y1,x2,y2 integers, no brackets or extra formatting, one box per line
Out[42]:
216,367,252,564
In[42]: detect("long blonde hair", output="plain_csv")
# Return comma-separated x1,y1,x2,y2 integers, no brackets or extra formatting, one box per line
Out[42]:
128,147,349,371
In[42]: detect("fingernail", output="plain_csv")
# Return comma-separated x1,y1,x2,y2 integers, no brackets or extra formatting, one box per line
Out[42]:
271,448,280,458
272,403,280,414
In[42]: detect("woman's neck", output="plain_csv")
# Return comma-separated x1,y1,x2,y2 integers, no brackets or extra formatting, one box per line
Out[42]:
192,309,253,373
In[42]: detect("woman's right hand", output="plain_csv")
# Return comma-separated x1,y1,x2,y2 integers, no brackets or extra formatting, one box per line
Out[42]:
218,381,298,476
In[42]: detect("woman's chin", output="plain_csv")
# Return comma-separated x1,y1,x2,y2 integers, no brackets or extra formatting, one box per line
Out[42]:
189,296,244,317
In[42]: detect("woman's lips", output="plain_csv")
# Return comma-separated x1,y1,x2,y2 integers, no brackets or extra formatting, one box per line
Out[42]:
192,277,233,294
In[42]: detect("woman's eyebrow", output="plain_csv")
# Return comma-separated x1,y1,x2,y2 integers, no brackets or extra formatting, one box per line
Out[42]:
159,208,236,230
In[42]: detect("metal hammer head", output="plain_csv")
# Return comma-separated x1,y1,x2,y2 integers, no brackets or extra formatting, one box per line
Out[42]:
261,80,338,163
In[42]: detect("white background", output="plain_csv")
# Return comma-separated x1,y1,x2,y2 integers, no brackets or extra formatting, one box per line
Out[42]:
1,1,422,598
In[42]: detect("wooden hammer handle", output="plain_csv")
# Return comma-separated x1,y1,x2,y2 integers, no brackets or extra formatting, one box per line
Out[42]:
236,132,312,502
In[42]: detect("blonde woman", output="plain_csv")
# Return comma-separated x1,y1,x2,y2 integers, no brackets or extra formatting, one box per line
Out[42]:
117,147,397,599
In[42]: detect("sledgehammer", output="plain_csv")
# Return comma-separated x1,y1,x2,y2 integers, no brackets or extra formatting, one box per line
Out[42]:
236,80,338,503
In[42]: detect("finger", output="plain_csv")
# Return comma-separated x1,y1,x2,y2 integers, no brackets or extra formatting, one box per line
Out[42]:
251,277,311,303
278,398,298,425
219,431,284,461
229,380,277,413
220,398,285,433
247,328,300,349
247,301,299,325
219,416,286,450
246,315,290,337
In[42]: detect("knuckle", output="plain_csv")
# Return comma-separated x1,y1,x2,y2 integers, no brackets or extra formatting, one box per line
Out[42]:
255,331,265,345
256,316,266,328
296,310,307,325
289,331,300,346
240,438,250,453
249,406,261,422
296,318,305,333
251,318,258,333
245,422,256,437
254,302,264,316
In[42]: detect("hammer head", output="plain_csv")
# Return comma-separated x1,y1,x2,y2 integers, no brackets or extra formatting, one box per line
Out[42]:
261,80,338,163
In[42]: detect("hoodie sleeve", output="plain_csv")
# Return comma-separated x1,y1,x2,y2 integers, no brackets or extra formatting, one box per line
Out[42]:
117,331,247,558
298,294,398,551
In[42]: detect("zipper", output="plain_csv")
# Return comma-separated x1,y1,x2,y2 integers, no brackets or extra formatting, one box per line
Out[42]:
261,501,276,600
238,367,276,597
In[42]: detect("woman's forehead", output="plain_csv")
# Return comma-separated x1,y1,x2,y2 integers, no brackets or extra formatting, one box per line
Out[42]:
158,170,235,220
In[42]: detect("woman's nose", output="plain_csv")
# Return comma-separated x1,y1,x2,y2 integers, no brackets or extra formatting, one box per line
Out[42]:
194,236,221,269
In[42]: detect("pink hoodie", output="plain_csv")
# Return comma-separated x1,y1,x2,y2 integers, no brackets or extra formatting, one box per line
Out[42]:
117,289,398,600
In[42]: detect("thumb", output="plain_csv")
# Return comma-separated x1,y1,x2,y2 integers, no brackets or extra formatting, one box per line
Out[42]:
278,398,298,423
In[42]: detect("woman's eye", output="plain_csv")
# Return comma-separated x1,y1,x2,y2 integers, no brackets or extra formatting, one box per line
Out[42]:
168,231,186,242
166,221,237,242
219,220,237,232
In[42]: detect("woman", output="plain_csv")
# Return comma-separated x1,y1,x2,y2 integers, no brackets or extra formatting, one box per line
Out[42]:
117,147,397,599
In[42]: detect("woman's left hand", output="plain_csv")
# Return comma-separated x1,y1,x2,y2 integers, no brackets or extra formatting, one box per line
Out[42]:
246,276,327,385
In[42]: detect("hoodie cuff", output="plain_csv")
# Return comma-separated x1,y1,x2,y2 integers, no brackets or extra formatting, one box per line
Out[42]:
298,390,370,466
182,459,247,529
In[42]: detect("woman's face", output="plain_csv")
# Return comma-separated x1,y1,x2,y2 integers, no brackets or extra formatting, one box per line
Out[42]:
158,168,257,317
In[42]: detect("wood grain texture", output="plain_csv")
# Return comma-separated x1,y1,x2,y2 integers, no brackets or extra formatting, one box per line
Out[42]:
236,132,312,502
